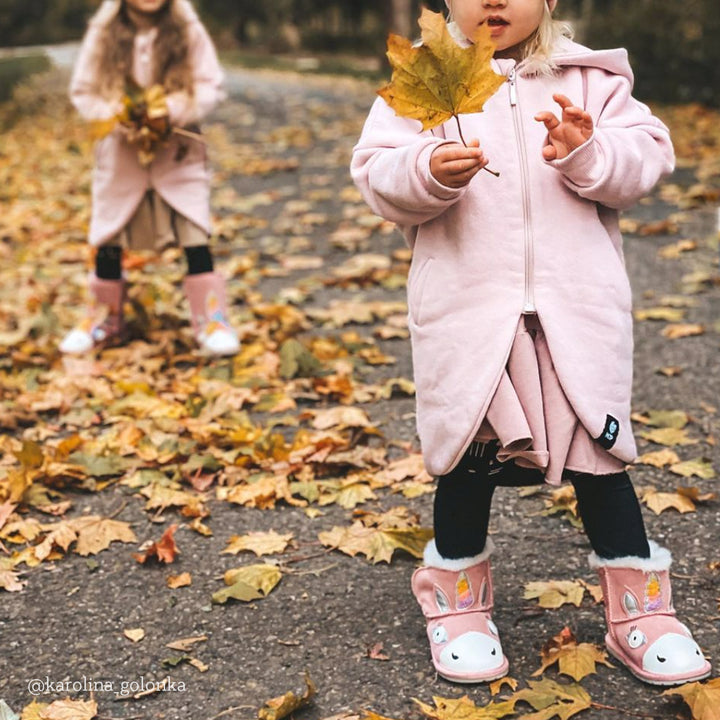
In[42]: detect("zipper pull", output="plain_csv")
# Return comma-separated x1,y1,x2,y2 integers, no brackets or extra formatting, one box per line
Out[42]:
508,67,517,106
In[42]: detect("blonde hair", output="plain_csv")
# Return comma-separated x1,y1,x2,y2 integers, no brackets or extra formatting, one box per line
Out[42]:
90,0,194,100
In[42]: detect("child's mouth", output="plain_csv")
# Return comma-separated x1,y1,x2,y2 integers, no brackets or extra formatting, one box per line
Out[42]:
485,17,510,27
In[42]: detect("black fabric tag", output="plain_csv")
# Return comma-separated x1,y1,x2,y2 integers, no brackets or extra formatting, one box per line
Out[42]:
596,414,620,449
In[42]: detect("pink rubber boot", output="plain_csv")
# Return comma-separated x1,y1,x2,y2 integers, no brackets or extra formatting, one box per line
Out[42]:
592,541,711,685
59,275,125,354
411,539,509,683
182,272,239,356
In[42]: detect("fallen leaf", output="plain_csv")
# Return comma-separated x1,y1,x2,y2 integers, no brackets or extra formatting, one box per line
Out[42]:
365,642,390,661
523,581,585,609
635,449,681,468
507,677,592,720
165,635,208,652
663,678,720,720
212,563,282,604
661,323,705,339
490,677,519,696
123,628,145,643
38,698,98,720
414,694,516,720
669,458,716,480
632,409,690,429
132,523,180,564
658,239,697,258
222,530,293,557
167,572,192,588
634,307,686,322
258,672,316,720
533,626,613,681
639,427,698,446
640,486,697,514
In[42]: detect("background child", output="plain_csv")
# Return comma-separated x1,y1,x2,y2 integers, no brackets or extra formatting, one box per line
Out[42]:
352,0,711,686
60,0,239,356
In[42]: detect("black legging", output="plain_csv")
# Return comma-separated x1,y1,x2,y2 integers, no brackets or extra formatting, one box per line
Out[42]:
95,244,214,279
433,441,650,561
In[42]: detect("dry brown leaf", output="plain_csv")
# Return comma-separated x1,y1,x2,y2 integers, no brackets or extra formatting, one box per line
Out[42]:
167,572,192,588
523,580,585,609
258,673,316,720
132,523,180,564
212,564,282,604
222,530,294,557
165,635,208,652
669,458,716,480
663,678,720,720
123,628,145,643
533,626,613,681
635,449,681,468
658,239,697,259
489,677,519,696
38,698,97,720
640,486,697,514
639,427,698,446
662,323,705,339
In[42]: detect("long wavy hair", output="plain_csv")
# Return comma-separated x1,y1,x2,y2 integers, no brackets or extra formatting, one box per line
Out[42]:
92,0,193,100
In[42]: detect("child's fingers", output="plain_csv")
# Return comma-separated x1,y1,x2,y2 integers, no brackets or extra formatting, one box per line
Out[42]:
442,155,488,176
534,111,561,130
542,144,558,161
435,143,485,162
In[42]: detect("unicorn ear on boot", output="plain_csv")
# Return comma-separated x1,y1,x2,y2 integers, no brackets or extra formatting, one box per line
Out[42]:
591,542,711,685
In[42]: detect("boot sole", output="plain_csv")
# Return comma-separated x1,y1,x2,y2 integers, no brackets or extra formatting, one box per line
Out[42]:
606,638,712,686
436,658,510,684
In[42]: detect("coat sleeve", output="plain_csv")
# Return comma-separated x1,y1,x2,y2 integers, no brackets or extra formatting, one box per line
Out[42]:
350,97,468,226
544,67,675,210
165,21,226,127
69,25,123,121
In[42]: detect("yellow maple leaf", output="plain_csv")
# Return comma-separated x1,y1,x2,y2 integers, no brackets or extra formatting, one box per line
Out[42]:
640,486,697,515
378,9,505,139
533,626,614,681
222,530,294,556
663,678,720,720
38,698,98,720
212,564,282,604
524,580,586,609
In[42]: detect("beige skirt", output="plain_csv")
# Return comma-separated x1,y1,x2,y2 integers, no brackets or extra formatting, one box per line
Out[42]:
102,190,208,251
474,313,626,485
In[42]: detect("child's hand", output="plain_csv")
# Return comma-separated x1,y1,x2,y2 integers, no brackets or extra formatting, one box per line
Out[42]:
534,94,594,161
430,139,488,188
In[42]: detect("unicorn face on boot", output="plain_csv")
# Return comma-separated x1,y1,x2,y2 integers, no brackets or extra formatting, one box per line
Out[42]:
412,540,509,683
617,583,707,679
593,543,711,686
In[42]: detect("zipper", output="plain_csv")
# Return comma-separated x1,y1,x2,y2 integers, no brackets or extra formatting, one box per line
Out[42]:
508,67,535,313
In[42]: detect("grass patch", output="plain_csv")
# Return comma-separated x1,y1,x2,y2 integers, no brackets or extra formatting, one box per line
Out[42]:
0,54,52,103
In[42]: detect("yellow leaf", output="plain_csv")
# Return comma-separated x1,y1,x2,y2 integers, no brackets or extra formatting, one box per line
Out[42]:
635,449,681,468
38,698,97,720
165,635,208,652
20,700,48,720
639,427,698,446
533,627,613,681
413,694,515,720
123,628,145,643
68,516,136,556
507,678,591,719
669,458,716,480
319,521,433,564
167,572,192,589
634,307,686,322
222,531,293,556
658,239,697,259
640,486,697,514
663,678,720,720
523,581,586,609
378,9,505,132
490,677,519,696
662,323,705,339
632,409,690,428
258,673,316,720
212,564,282,604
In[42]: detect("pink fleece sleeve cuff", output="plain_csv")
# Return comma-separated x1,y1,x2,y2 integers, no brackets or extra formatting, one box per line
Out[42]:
545,133,602,186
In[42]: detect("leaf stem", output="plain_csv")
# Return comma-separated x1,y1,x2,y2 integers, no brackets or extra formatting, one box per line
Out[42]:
455,114,500,178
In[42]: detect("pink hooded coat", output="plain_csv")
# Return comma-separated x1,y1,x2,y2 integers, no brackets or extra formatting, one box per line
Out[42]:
70,0,225,246
351,37,674,478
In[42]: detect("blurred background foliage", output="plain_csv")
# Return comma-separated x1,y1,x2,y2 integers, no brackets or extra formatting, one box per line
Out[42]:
0,0,717,106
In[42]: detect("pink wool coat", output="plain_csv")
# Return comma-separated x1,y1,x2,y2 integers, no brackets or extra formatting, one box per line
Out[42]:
351,37,675,478
70,0,226,246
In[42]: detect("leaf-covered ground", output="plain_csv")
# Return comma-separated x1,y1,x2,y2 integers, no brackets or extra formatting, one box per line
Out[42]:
0,65,719,720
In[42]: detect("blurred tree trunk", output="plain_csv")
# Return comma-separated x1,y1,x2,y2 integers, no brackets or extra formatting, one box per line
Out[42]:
389,0,412,37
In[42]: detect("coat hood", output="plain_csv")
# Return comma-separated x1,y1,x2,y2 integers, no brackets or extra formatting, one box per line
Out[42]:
549,36,634,85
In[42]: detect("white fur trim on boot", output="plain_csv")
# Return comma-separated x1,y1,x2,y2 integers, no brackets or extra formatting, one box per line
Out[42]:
424,537,495,571
199,325,239,356
588,540,672,573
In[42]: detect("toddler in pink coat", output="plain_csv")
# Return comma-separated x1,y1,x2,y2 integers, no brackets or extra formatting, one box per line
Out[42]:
352,0,711,687
60,0,239,356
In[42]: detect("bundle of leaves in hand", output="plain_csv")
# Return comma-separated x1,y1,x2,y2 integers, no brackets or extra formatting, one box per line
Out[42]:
119,83,172,167
378,8,506,176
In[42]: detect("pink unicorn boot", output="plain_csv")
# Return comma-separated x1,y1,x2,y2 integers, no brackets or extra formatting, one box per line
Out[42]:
183,272,239,356
592,541,711,685
59,274,125,354
412,538,509,683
